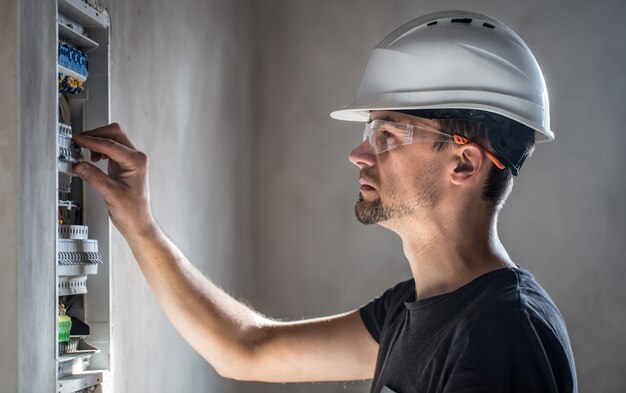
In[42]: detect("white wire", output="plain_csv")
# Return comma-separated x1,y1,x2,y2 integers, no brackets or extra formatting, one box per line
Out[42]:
58,200,80,210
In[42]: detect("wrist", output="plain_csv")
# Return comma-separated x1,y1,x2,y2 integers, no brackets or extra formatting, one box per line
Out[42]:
118,216,161,242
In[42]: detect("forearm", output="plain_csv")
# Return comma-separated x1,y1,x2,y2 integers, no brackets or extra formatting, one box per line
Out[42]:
125,225,268,377
71,125,377,382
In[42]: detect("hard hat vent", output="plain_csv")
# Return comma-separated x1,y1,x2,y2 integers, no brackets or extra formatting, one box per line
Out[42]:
430,17,497,30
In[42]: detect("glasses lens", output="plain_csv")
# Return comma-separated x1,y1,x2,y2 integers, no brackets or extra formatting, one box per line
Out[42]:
361,120,453,154
363,120,414,154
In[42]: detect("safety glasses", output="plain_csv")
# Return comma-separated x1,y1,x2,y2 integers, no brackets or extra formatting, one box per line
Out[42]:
362,119,505,170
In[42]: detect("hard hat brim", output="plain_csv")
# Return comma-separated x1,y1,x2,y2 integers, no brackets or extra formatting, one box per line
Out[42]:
330,91,554,143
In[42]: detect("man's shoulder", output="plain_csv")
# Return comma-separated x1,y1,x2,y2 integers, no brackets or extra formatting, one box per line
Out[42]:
457,266,572,350
462,266,560,314
445,304,578,393
446,268,578,392
496,267,562,314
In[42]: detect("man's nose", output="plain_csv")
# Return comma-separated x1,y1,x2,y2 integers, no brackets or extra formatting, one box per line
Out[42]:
349,140,376,169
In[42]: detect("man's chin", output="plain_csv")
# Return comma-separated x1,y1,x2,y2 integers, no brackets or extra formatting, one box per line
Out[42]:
354,197,387,225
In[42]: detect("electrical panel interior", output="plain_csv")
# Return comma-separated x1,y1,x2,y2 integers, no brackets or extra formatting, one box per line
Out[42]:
56,1,110,392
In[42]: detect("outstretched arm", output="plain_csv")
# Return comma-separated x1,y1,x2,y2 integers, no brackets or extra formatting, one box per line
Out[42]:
72,124,378,382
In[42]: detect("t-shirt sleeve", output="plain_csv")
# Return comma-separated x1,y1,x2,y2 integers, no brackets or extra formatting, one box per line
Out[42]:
442,310,577,393
359,279,413,343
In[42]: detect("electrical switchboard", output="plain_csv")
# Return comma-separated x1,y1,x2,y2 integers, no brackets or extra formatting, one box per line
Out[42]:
56,1,111,391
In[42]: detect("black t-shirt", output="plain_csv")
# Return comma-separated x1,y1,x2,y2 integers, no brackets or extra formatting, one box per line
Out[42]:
359,266,577,393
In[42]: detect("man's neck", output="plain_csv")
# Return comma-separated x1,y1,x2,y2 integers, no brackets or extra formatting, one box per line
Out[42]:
386,207,515,301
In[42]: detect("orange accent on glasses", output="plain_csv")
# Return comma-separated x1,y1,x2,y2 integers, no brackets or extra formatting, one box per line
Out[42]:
453,134,506,170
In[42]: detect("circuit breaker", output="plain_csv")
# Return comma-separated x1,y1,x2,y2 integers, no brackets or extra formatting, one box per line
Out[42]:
56,1,111,392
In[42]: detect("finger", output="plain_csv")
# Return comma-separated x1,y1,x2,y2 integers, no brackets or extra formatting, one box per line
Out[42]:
73,135,145,170
79,123,137,150
72,162,118,198
90,151,109,162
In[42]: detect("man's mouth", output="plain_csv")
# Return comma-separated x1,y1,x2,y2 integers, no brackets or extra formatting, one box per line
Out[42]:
359,175,377,192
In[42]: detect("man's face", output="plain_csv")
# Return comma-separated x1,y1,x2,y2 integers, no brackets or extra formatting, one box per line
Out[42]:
349,111,447,225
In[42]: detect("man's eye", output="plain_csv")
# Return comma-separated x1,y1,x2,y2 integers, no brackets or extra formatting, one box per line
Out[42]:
381,130,395,138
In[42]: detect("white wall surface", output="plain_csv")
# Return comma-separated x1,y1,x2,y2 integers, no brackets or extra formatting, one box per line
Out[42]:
105,0,251,391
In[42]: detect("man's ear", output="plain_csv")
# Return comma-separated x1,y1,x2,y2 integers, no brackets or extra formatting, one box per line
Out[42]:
449,144,485,186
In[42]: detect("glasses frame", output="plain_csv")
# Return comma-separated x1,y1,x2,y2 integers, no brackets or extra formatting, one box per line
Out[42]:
362,119,505,170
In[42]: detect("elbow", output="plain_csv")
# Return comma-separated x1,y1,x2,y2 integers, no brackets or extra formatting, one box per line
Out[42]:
207,350,248,380
212,352,258,381
214,364,241,381
211,329,269,381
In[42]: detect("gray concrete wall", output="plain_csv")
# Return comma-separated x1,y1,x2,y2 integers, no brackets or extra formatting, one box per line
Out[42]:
106,0,251,391
244,1,626,392
0,0,20,390
0,0,58,391
18,0,58,391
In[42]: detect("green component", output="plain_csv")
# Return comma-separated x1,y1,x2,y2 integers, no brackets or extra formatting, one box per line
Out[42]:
58,303,72,343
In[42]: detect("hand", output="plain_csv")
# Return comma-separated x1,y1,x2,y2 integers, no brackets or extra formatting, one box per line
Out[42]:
72,123,157,239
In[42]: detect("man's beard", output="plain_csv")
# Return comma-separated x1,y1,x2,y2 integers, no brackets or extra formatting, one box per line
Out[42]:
355,195,393,224
354,194,414,225
354,169,439,225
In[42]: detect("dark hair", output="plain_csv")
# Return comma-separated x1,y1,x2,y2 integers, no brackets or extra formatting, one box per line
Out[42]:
430,118,535,209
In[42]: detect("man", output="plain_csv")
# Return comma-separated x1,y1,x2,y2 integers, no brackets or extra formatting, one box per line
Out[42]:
72,10,577,393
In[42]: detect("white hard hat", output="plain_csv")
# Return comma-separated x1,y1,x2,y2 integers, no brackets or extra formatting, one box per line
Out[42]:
331,10,553,144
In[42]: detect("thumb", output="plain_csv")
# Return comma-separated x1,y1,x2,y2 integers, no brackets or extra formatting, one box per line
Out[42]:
73,162,116,199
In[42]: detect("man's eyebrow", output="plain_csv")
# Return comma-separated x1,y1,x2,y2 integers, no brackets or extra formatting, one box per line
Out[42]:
369,115,396,123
